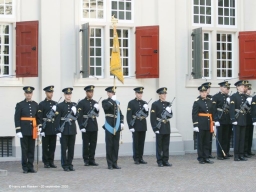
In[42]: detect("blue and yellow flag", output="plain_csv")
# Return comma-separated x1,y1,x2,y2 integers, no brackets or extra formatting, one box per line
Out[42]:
110,27,124,84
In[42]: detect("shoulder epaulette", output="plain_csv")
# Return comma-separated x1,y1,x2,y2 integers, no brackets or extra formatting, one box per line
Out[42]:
195,98,199,101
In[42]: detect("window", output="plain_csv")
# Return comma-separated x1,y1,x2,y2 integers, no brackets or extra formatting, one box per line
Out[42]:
89,27,103,77
82,0,104,19
111,0,132,21
217,0,236,26
193,0,211,25
110,28,130,76
0,24,11,76
203,32,210,78
216,33,233,78
0,0,13,16
0,137,12,157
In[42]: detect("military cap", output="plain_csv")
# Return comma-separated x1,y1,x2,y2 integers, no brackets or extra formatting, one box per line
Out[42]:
105,86,116,93
234,80,245,87
62,87,73,94
244,80,250,86
201,82,211,88
134,87,144,93
247,84,252,90
218,81,229,87
84,85,95,92
198,85,208,92
43,85,54,92
23,86,35,93
156,87,167,94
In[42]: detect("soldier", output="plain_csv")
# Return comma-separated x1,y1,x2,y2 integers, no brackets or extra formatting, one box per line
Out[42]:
251,89,256,155
14,86,40,173
244,83,254,157
229,80,251,161
150,87,173,167
192,85,215,164
126,87,149,165
55,88,78,171
37,86,58,168
77,85,99,166
212,81,231,160
201,82,215,159
102,86,124,170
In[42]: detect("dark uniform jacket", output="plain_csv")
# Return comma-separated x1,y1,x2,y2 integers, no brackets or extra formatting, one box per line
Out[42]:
212,92,230,124
245,94,252,125
102,98,124,132
77,97,99,132
192,96,215,130
251,96,256,123
37,99,57,135
55,101,78,135
126,98,148,131
14,99,39,135
150,100,172,134
229,92,247,126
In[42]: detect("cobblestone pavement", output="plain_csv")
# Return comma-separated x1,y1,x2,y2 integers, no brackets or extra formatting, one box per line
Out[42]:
1,153,256,192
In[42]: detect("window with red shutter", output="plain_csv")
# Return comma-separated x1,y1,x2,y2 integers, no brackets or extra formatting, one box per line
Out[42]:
239,31,256,80
135,26,159,78
16,21,38,77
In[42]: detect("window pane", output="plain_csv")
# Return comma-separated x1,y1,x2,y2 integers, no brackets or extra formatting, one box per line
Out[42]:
204,51,209,59
90,48,94,56
90,58,94,66
224,8,229,16
194,15,199,23
200,6,205,14
3,66,8,74
119,11,124,20
200,0,205,6
230,9,235,16
224,0,229,7
230,0,235,7
200,16,205,24
228,70,232,77
123,58,128,66
218,8,223,16
123,67,128,76
206,7,211,15
98,10,103,18
204,60,209,68
206,16,211,24
96,67,101,76
230,18,235,25
4,56,8,64
90,67,94,76
90,38,94,46
217,61,221,68
112,1,117,9
194,6,199,14
206,0,211,6
96,48,101,56
194,0,199,5
126,12,131,20
95,29,101,37
0,6,4,14
218,17,223,24
126,2,131,10
4,35,9,44
218,0,223,6
119,2,124,10
204,42,209,50
224,17,229,25
204,33,209,41
96,38,101,46
96,58,101,66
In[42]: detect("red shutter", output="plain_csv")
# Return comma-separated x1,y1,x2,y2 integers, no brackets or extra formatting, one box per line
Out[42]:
239,31,256,79
135,26,159,78
16,21,38,77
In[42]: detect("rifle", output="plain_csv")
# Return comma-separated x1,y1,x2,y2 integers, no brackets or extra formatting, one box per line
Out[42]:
129,98,152,127
58,99,81,132
82,97,102,128
42,97,62,129
235,92,256,119
218,91,232,119
156,97,175,129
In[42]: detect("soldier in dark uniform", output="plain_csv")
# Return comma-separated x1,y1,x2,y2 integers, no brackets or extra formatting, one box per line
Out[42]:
230,80,249,161
244,83,254,157
102,86,124,170
37,86,58,168
201,82,215,159
192,85,215,164
150,87,173,167
14,86,40,173
55,87,78,171
251,92,256,155
77,85,99,166
126,87,149,165
212,81,231,160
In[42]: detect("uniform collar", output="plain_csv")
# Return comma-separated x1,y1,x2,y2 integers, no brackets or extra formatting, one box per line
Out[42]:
25,99,33,102
45,98,52,101
199,96,207,100
135,98,141,101
64,100,71,103
86,97,92,100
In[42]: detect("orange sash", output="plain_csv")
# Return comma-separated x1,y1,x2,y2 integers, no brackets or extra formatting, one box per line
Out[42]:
198,113,214,133
20,117,37,139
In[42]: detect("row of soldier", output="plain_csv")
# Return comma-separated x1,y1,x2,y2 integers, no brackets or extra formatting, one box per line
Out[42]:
14,85,173,173
193,80,255,164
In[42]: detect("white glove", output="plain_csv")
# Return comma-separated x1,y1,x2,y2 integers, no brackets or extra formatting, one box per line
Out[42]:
129,128,135,132
215,121,220,126
52,105,56,111
155,131,160,134
41,132,45,137
193,127,199,132
232,122,237,125
226,97,230,104
121,123,124,130
16,132,23,138
38,128,42,132
71,106,76,115
94,103,99,111
143,104,149,111
81,128,86,133
246,97,252,105
111,95,117,101
57,133,61,138
253,122,256,126
166,106,172,113
213,126,216,132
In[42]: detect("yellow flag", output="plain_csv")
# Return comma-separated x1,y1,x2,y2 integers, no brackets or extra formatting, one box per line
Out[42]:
110,28,124,84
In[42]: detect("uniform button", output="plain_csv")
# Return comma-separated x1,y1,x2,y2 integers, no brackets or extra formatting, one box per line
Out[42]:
68,105,70,106
50,103,51,104
30,110,31,111
68,111,70,112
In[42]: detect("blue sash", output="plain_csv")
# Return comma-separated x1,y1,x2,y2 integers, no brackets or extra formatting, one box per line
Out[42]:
104,100,120,135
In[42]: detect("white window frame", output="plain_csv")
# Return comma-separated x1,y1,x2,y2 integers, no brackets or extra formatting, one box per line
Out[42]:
216,0,237,28
216,32,234,80
202,32,211,79
80,0,106,22
89,26,104,78
110,0,134,23
109,27,131,78
0,0,15,19
192,0,213,27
